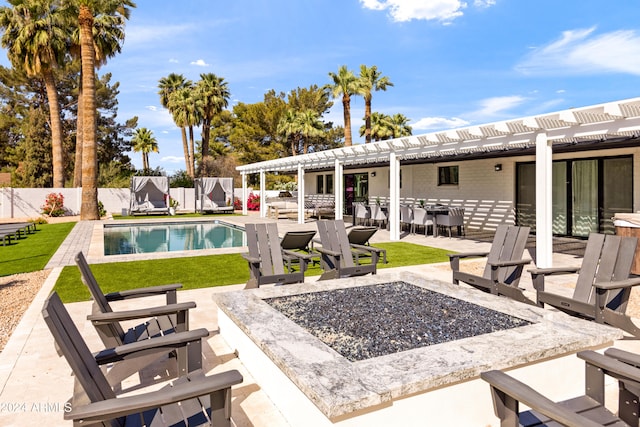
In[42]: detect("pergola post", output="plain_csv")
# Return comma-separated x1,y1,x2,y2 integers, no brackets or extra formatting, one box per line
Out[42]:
389,152,400,240
535,132,553,268
297,164,305,224
259,169,266,218
241,172,248,215
334,159,343,220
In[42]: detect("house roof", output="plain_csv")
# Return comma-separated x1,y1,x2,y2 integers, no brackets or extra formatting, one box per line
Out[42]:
237,97,640,174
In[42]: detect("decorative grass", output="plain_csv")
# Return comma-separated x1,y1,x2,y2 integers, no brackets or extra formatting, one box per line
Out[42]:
53,242,452,303
0,222,76,276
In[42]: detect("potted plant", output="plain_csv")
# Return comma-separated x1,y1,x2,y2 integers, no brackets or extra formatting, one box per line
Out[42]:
169,198,179,215
418,199,425,208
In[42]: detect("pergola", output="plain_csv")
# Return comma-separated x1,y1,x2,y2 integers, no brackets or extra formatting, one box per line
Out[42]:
237,97,640,267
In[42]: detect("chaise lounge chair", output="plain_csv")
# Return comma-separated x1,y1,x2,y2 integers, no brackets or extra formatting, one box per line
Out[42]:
448,224,533,304
347,226,387,264
315,219,381,280
481,350,640,426
279,229,319,272
42,291,243,427
529,233,640,337
243,223,311,289
75,252,206,376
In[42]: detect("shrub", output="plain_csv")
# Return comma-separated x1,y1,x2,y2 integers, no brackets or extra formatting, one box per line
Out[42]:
41,192,65,217
233,197,242,210
247,193,260,211
98,201,107,218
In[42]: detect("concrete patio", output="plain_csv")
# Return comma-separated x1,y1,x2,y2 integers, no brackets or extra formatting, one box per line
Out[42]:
0,215,639,426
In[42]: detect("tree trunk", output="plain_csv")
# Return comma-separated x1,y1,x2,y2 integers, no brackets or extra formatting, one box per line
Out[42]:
364,96,372,144
42,70,65,187
73,80,83,187
188,125,195,177
79,5,99,220
342,94,352,146
201,117,210,158
180,126,192,177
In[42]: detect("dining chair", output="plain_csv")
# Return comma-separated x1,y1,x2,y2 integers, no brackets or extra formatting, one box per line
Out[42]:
400,205,413,232
353,202,370,226
411,207,434,235
437,207,465,237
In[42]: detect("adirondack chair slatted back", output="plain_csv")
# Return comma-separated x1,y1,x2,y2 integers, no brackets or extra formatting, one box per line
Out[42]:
483,225,530,285
575,233,637,307
75,252,127,343
317,219,355,268
246,223,286,276
42,293,118,407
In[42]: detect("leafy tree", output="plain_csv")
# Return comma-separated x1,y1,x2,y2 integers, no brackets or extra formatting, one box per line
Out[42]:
388,113,412,138
0,0,68,187
360,112,412,141
131,127,158,170
358,65,393,144
328,65,359,146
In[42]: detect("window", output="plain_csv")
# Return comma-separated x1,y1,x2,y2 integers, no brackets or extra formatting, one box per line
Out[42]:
326,174,334,194
316,175,324,194
438,166,459,185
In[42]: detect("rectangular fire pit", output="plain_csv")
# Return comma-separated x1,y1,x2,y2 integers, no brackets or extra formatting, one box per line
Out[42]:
214,271,622,426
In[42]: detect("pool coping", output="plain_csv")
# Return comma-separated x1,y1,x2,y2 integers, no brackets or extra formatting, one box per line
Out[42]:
214,270,623,420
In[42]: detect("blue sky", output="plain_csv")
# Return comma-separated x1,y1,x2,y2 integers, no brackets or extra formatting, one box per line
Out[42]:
7,0,640,173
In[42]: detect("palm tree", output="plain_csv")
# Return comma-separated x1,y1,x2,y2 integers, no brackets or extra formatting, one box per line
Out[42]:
277,109,302,156
0,0,68,188
328,65,359,146
71,6,129,187
77,0,134,220
168,86,202,178
158,74,193,176
388,113,412,138
361,112,392,142
131,127,158,170
197,73,229,161
358,65,393,144
295,109,324,155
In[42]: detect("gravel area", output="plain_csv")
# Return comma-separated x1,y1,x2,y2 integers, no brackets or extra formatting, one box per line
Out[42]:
0,270,49,352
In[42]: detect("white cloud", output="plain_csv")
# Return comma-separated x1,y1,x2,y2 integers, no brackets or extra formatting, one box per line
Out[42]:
169,58,179,63
190,59,209,67
412,116,470,130
516,27,640,76
471,95,526,118
146,105,158,111
359,0,498,23
160,156,185,163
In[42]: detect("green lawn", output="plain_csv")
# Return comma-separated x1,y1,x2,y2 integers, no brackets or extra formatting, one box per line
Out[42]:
53,242,452,303
0,222,76,276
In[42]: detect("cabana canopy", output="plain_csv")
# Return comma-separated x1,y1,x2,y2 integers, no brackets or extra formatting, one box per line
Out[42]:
194,177,234,213
129,176,170,215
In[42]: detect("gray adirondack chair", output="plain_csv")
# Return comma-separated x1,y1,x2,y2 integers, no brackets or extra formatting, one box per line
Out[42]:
242,223,310,289
75,252,204,376
316,219,380,280
530,233,640,337
347,226,388,264
481,350,640,427
42,292,243,427
448,225,533,303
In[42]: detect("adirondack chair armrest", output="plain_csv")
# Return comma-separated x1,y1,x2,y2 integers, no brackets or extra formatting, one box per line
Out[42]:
104,283,182,302
578,350,640,384
448,251,490,260
241,253,260,264
488,258,532,268
87,301,196,324
64,369,244,423
282,249,315,261
349,243,382,254
93,328,210,365
605,347,640,368
593,277,640,291
315,246,342,258
480,370,604,427
528,266,581,276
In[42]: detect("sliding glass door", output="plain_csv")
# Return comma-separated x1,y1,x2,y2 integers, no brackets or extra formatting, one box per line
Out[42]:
516,155,632,237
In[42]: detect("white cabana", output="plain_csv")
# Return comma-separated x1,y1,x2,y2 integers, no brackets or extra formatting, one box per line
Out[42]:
194,177,234,213
129,176,171,215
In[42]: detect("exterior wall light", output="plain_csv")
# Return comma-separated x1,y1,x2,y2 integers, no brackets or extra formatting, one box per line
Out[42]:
371,172,376,177
494,164,502,172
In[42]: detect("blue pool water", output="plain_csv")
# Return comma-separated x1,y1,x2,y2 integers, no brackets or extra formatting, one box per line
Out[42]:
104,221,246,255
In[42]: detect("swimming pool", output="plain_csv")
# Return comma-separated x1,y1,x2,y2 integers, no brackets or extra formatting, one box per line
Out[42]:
103,220,246,255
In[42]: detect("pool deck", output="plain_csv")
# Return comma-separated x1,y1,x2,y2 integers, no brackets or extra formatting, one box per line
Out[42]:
1,214,640,426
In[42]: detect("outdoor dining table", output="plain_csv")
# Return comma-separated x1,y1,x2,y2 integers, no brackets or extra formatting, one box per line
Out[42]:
413,205,449,236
